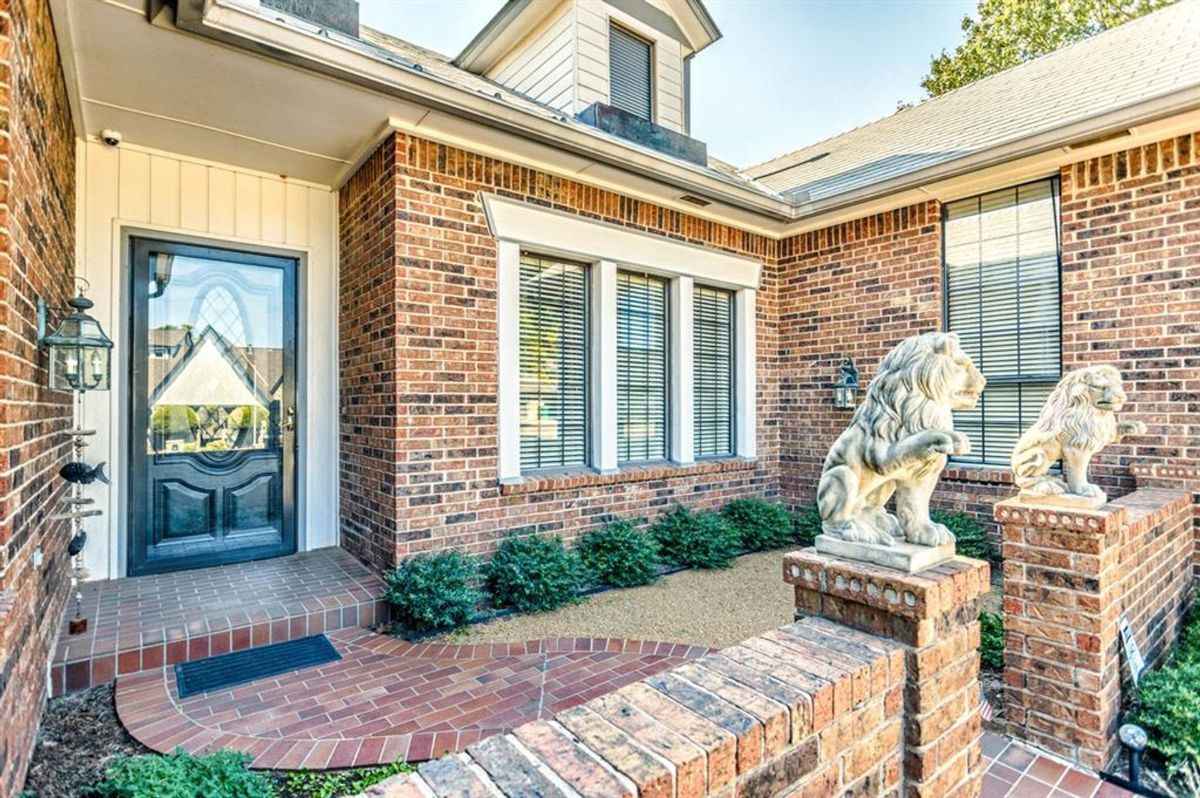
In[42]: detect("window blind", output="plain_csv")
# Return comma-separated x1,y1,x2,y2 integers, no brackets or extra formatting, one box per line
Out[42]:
519,253,588,471
609,25,653,120
944,177,1062,465
693,285,734,457
617,271,668,462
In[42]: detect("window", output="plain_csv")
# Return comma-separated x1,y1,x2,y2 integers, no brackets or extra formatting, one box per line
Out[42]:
519,253,588,470
617,271,668,462
944,177,1062,465
609,24,653,120
693,285,734,457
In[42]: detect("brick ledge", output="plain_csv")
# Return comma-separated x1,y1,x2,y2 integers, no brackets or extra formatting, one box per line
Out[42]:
943,464,1013,485
500,457,756,495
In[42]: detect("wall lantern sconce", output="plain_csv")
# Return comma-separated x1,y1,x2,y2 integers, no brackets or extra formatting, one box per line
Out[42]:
38,280,113,392
833,357,859,409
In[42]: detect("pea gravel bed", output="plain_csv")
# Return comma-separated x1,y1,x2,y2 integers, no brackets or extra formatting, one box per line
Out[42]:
440,549,798,649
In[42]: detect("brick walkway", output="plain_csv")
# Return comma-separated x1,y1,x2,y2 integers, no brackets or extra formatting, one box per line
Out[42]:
54,548,385,696
116,626,706,770
982,732,1134,798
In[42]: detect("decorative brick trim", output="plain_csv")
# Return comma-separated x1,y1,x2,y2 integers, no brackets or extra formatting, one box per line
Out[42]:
500,458,756,495
943,465,1013,485
993,498,1124,534
1131,464,1200,482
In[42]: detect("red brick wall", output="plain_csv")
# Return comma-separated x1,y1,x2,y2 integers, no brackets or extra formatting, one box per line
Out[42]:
338,132,780,572
997,489,1195,769
1060,133,1200,568
361,618,905,798
0,0,77,792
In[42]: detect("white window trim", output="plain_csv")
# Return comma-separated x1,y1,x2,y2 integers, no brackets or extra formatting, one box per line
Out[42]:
488,195,759,482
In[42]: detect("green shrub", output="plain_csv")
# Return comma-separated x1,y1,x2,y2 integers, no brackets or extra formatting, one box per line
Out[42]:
486,534,583,612
578,519,660,588
284,761,415,798
150,406,199,437
979,611,1004,671
931,509,998,562
1173,612,1200,667
795,503,822,547
385,550,481,633
721,498,794,551
99,749,275,798
651,506,738,570
1132,660,1200,775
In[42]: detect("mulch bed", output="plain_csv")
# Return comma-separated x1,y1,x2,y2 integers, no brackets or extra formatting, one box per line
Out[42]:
22,684,151,797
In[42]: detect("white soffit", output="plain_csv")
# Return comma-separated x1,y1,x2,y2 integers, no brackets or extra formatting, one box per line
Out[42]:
482,194,761,290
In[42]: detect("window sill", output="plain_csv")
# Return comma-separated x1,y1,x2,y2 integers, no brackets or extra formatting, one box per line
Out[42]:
500,457,756,495
942,464,1014,485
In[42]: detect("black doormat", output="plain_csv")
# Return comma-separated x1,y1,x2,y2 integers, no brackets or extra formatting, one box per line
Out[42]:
174,634,341,699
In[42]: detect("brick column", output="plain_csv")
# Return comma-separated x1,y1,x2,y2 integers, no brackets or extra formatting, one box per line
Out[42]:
784,550,989,798
996,488,1195,770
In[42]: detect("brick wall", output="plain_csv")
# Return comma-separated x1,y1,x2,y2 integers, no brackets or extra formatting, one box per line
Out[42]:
338,133,780,572
997,489,1196,769
1060,133,1200,568
0,0,78,793
359,617,906,798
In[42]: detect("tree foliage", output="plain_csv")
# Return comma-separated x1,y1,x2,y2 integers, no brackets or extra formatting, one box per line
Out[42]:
923,0,1175,97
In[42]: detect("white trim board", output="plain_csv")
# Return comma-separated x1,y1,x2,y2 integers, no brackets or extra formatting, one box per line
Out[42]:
481,193,762,290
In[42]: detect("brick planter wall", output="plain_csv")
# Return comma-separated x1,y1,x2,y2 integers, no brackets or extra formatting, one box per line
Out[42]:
337,134,781,572
0,0,78,792
996,489,1197,769
1132,464,1200,578
360,617,908,798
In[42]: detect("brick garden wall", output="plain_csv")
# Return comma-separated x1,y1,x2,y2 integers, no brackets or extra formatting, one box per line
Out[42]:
997,489,1196,769
0,0,78,793
338,132,781,572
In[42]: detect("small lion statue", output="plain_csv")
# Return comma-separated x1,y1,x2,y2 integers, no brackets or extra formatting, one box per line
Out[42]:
817,332,986,548
1011,365,1146,503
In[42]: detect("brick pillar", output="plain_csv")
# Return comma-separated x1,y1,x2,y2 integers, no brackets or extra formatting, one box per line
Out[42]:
784,550,989,798
1132,464,1200,579
996,489,1195,771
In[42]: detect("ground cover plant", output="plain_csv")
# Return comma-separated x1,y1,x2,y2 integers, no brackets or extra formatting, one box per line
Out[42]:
721,498,794,551
651,506,739,569
1130,611,1200,793
979,611,1004,671
486,534,583,612
577,519,660,588
97,749,274,798
384,550,481,634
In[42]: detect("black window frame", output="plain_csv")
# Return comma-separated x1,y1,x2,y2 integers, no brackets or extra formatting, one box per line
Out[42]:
942,176,1064,466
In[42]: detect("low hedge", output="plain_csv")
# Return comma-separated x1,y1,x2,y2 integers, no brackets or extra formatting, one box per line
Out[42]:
99,749,274,798
486,534,583,613
384,550,481,634
578,519,660,588
721,498,794,551
1131,612,1200,776
931,509,998,562
651,506,739,570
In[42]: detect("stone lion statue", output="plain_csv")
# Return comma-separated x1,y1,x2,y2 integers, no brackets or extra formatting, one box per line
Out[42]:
1011,365,1146,502
817,332,986,548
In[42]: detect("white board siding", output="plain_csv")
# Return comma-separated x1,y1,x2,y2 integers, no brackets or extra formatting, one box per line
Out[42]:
574,0,686,132
78,139,339,580
487,1,576,113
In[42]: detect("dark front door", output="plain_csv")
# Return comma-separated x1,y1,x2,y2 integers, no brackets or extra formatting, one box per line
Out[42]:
129,238,298,576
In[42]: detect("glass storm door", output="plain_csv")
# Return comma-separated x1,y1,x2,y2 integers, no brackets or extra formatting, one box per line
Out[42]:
128,238,297,576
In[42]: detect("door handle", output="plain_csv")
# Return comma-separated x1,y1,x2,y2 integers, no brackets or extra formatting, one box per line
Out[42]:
281,405,296,432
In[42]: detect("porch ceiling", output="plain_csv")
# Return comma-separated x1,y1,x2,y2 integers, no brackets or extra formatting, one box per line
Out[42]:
51,0,428,185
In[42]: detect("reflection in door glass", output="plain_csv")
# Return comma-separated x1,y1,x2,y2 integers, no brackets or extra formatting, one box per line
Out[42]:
146,256,284,457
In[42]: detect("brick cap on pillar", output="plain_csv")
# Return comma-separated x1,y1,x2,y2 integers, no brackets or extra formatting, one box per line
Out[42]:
1131,463,1200,486
993,496,1126,534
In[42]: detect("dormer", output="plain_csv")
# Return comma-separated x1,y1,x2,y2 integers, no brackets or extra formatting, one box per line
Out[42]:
456,0,720,146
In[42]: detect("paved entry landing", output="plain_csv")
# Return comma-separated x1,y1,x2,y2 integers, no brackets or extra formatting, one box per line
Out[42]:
54,548,385,695
116,627,706,770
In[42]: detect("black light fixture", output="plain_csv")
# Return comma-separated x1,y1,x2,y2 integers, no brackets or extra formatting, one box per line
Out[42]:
38,280,113,392
833,357,859,409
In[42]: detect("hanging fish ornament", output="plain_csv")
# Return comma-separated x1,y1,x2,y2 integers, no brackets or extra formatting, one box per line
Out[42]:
68,531,87,557
60,461,109,485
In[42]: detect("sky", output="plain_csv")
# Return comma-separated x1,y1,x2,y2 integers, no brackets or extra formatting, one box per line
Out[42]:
359,0,977,167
